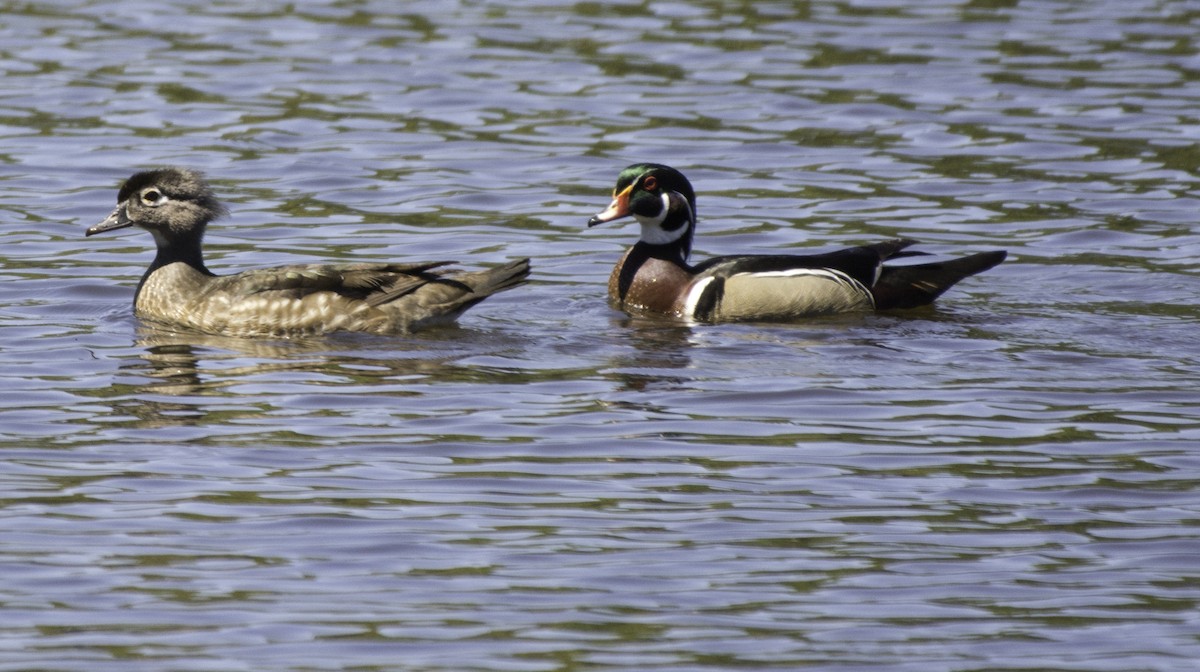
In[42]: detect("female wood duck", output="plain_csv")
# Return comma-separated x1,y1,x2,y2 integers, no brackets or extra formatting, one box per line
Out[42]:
588,163,1006,322
87,168,531,337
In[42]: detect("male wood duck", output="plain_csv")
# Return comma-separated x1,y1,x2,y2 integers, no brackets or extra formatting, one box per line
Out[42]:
87,168,531,337
587,163,1006,322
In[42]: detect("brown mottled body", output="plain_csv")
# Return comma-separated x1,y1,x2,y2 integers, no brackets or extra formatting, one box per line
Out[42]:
89,168,530,337
134,260,528,337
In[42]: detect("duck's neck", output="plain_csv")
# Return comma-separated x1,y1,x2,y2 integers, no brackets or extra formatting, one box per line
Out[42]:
136,235,214,302
146,250,211,276
632,239,691,269
149,229,213,275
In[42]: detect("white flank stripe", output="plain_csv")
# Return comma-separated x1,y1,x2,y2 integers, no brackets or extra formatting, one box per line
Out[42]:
739,267,862,286
683,276,716,318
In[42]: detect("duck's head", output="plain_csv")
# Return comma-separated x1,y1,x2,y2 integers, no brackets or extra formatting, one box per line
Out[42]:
588,163,697,261
86,168,228,248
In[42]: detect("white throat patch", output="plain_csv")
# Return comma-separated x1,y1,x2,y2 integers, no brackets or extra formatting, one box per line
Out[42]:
635,191,692,246
148,227,171,248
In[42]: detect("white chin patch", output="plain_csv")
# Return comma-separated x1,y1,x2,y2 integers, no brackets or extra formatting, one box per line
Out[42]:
635,191,689,245
148,228,171,247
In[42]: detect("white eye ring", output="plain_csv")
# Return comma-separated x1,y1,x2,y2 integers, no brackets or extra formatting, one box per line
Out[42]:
141,189,168,205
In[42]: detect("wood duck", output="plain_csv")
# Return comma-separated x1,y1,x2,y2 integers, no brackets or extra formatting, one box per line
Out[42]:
587,163,1006,322
87,168,531,337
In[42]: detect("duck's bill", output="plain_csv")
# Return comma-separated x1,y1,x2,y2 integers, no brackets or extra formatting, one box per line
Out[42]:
587,183,634,227
86,205,133,237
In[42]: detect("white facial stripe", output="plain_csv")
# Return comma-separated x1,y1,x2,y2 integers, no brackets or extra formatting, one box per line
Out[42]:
676,191,694,228
634,191,691,246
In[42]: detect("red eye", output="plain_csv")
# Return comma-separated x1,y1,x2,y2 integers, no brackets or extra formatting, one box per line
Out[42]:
642,176,658,190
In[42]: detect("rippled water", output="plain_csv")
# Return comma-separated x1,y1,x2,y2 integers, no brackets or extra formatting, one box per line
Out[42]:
3,1,1199,670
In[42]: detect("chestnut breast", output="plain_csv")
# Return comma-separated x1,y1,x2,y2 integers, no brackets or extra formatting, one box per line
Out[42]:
607,247,696,318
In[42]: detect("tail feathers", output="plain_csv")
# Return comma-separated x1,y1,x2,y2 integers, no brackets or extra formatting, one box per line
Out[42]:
376,258,531,329
470,257,532,297
872,250,1006,310
866,238,924,262
428,257,531,316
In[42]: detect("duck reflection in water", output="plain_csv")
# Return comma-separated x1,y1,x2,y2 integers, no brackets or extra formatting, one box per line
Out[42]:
97,326,502,429
602,315,696,393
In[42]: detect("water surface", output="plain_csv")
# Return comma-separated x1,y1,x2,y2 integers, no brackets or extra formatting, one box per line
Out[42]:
2,1,1199,670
